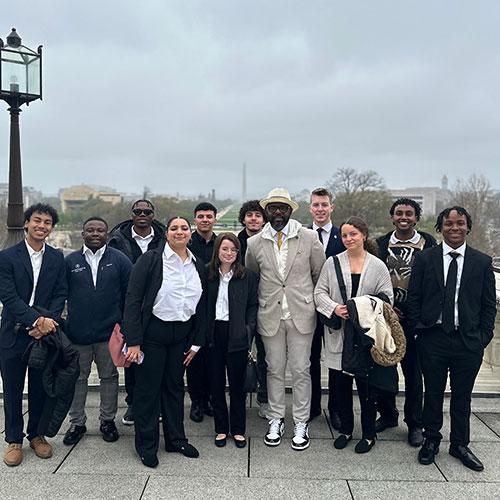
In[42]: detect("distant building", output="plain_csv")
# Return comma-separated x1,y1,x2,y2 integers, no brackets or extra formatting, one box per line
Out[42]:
389,176,451,216
0,183,43,208
59,185,122,213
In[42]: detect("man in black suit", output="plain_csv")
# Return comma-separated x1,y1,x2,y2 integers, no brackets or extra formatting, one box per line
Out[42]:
0,204,67,467
407,206,496,471
308,188,345,425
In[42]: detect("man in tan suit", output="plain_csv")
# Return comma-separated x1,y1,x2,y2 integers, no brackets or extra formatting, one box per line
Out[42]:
246,188,325,450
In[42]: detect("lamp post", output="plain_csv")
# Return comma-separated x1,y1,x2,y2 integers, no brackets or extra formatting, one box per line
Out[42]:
0,28,42,248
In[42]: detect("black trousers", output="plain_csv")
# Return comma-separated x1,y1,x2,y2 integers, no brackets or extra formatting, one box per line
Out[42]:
186,346,211,405
0,335,45,443
255,332,268,404
377,323,423,428
417,325,483,446
208,321,247,435
134,316,191,458
331,369,377,440
124,365,135,407
309,322,323,414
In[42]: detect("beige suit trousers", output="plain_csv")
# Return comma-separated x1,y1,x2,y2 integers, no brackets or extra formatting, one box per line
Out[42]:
262,319,314,423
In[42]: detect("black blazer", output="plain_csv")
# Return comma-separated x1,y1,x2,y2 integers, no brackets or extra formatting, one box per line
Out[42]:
0,240,67,349
308,224,345,258
407,243,496,352
206,267,259,353
122,241,207,347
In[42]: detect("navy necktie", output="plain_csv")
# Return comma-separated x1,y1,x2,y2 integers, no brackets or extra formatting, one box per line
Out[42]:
317,227,324,244
442,252,459,333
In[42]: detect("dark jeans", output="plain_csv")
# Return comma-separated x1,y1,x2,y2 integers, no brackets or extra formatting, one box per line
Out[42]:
255,332,268,404
208,321,247,436
377,324,423,428
134,316,191,458
187,345,211,405
417,325,483,446
331,369,377,440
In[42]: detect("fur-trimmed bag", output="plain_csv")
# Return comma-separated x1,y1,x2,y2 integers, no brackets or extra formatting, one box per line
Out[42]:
370,302,406,367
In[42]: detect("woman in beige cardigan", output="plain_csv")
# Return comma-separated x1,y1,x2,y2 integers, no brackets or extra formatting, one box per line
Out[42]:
314,216,393,454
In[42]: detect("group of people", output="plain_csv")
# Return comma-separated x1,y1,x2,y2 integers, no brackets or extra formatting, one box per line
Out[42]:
0,186,496,473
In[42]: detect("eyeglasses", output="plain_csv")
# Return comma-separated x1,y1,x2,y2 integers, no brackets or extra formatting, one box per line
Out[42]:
220,247,239,254
132,208,154,216
266,204,291,214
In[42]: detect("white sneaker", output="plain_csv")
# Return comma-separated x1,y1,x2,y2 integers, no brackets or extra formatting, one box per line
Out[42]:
291,421,310,450
264,418,285,446
258,402,269,419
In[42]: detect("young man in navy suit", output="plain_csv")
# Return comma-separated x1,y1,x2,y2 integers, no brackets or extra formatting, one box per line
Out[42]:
0,203,67,467
308,188,345,426
407,206,496,471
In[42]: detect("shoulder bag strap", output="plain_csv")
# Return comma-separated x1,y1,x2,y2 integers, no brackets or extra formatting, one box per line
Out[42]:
332,255,348,304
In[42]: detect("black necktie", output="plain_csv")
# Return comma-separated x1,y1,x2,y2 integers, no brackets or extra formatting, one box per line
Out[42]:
317,227,324,244
442,252,459,333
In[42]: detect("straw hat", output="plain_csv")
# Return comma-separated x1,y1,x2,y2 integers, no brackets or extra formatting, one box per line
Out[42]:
259,187,299,212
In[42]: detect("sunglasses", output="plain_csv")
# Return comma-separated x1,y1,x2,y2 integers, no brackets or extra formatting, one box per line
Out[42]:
132,208,154,216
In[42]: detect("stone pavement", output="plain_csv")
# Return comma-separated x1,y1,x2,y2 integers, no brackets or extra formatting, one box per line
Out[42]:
0,393,499,500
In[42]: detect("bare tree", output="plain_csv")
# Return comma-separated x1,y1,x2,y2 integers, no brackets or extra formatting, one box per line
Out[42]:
326,167,393,234
450,174,499,255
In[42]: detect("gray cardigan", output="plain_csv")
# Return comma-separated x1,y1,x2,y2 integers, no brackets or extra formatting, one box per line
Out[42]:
314,250,393,370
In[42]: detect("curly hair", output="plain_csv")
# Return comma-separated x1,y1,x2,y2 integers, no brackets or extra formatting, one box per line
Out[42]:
389,198,422,220
24,203,59,226
238,200,267,225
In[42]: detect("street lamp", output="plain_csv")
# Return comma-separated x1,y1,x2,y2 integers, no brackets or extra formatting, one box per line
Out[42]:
0,28,42,248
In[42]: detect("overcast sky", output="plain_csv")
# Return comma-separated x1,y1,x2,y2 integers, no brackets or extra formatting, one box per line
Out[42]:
1,1,499,199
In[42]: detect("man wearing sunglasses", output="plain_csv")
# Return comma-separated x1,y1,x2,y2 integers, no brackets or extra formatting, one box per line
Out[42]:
108,199,166,426
246,188,325,451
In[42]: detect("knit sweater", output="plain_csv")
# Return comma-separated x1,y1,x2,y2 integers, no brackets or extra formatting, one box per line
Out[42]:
314,250,393,370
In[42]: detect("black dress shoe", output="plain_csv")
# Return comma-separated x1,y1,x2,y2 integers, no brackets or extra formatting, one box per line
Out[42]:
449,445,484,472
330,411,341,431
203,400,214,417
418,439,439,465
375,417,398,433
354,438,376,454
63,425,87,446
190,402,204,423
100,420,119,443
166,442,200,458
408,427,424,447
234,437,247,449
333,434,352,450
215,436,227,447
140,454,159,468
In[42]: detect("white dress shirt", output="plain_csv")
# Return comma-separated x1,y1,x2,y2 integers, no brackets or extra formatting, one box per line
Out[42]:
442,241,466,327
313,221,332,252
82,244,106,287
25,240,45,307
153,244,203,323
132,226,154,254
269,223,291,319
215,269,233,321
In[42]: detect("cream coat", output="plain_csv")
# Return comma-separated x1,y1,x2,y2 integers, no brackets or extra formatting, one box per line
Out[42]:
314,250,393,370
245,219,326,337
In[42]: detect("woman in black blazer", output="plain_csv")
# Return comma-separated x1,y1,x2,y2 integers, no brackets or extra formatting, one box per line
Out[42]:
123,216,206,468
206,232,258,448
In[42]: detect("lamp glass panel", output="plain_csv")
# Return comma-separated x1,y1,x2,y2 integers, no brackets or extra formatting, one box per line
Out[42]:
1,59,27,93
26,58,40,95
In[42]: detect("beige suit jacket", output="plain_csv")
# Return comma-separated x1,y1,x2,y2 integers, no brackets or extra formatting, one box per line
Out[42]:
245,219,326,337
